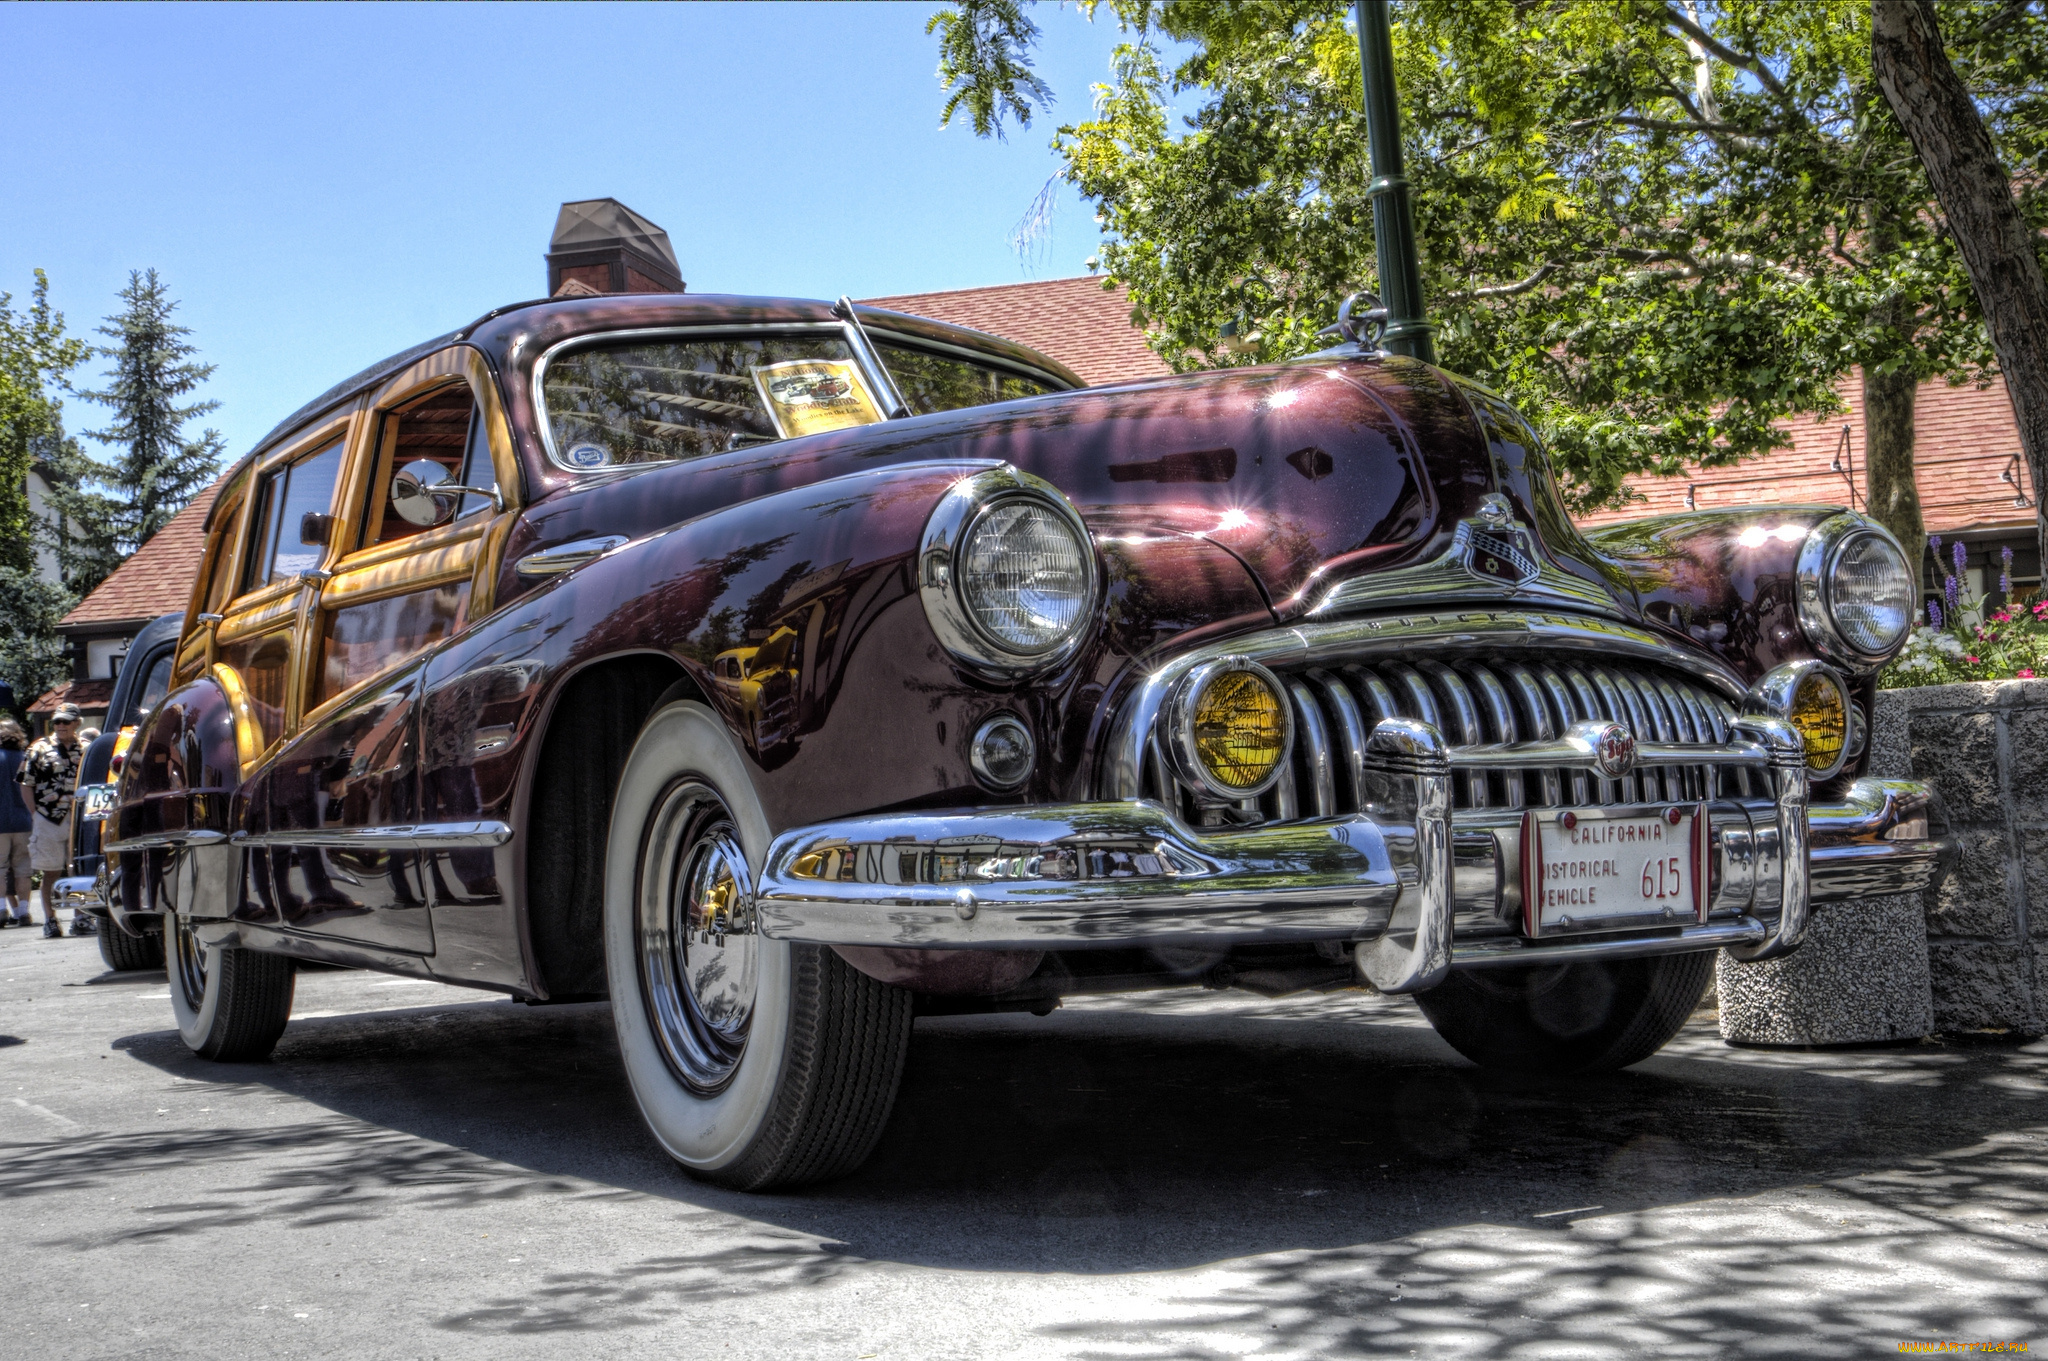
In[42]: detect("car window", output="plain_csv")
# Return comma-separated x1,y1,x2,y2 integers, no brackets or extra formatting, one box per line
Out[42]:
133,651,174,719
240,440,345,592
879,343,1060,414
363,384,496,548
542,334,884,470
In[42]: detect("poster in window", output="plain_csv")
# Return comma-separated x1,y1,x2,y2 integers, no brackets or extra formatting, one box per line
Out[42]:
749,360,885,438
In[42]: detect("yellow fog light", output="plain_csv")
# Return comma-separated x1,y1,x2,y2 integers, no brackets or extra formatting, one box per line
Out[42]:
1167,658,1294,798
1790,670,1846,774
1746,661,1850,780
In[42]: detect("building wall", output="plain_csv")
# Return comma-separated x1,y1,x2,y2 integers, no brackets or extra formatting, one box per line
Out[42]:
24,466,63,587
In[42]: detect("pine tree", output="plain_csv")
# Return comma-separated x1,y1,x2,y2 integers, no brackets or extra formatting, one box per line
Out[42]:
45,269,224,594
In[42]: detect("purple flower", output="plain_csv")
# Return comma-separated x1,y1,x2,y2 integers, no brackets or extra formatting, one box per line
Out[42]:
1953,540,1968,576
1945,574,1961,620
1930,534,1943,559
2002,544,2014,594
1929,597,1944,630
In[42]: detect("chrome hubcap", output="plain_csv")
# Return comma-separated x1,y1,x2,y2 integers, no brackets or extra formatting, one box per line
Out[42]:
637,780,757,1092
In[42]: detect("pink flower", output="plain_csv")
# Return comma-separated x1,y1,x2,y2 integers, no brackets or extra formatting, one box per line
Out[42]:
2020,669,2037,679
1967,655,1981,664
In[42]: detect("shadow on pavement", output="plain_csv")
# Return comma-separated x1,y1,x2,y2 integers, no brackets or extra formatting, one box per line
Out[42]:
26,988,2048,1350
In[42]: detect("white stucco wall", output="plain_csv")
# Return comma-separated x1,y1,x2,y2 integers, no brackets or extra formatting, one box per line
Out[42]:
24,468,62,586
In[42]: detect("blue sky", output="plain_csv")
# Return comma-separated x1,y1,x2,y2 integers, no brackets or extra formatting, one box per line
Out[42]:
1,2,1168,460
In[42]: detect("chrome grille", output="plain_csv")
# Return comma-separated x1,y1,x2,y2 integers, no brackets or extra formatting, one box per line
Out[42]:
1143,656,1757,826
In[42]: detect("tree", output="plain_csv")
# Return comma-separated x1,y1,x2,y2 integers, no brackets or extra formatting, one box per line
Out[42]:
934,1,2041,569
0,569,77,708
0,270,87,576
44,269,224,595
1872,0,2048,574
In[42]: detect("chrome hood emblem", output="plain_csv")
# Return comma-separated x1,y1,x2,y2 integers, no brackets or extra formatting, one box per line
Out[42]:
1456,494,1541,591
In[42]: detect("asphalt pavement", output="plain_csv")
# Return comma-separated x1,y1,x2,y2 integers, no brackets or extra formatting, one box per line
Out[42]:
2,921,2045,1360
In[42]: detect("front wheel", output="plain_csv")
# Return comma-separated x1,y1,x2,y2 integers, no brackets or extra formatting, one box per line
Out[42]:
1413,950,1714,1074
167,913,295,1061
604,698,913,1191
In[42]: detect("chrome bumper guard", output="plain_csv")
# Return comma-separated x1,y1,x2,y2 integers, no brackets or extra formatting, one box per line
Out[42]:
756,717,1954,993
51,875,105,913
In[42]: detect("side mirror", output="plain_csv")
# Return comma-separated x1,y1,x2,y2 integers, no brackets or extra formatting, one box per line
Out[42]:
391,458,503,528
300,511,336,547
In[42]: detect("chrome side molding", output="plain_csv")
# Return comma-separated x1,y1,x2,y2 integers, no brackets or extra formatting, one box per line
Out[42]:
514,535,629,580
229,821,514,851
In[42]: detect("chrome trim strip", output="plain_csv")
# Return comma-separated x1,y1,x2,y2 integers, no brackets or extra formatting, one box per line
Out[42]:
514,534,630,579
1103,610,1746,801
229,821,513,851
1445,725,1771,771
1453,918,1767,968
105,829,226,852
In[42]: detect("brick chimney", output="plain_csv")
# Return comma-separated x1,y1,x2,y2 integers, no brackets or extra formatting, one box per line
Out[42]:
546,199,685,296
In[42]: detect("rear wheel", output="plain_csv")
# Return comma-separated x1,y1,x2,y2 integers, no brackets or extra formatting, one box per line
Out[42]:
604,698,913,1191
167,912,295,1062
1414,950,1714,1074
97,919,164,972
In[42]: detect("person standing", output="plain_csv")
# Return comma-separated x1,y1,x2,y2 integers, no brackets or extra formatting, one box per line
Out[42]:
0,721,32,927
17,704,92,939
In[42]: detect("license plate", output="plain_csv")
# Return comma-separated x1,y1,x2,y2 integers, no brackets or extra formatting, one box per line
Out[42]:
1520,804,1708,937
78,783,116,821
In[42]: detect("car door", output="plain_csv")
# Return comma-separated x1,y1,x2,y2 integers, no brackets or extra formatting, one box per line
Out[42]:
249,345,519,957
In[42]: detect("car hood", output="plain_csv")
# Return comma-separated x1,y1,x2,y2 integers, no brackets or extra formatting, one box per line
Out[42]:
526,356,1583,605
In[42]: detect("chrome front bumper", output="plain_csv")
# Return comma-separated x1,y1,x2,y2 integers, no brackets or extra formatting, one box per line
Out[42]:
756,716,1954,994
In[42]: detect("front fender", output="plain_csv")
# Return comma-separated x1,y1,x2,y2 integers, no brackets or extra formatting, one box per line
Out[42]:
1584,506,1851,684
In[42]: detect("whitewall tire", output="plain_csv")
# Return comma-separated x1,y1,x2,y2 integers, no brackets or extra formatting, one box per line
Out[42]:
603,698,913,1190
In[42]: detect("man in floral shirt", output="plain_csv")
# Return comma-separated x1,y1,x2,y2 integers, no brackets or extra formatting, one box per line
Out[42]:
16,703,92,939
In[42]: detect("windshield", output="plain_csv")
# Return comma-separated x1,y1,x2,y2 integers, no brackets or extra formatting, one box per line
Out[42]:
542,334,885,470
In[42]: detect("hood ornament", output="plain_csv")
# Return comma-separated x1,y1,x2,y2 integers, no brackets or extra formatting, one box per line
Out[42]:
1456,494,1540,591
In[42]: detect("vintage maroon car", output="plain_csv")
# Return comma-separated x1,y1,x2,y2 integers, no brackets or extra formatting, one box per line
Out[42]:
107,292,1951,1189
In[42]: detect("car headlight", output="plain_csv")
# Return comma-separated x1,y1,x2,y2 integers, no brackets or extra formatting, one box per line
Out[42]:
1163,657,1294,799
920,467,1097,677
1744,661,1851,780
1797,514,1915,666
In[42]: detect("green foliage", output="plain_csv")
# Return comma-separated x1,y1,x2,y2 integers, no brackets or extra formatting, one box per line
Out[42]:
45,269,223,595
0,567,77,704
934,0,2048,510
930,0,1057,139
0,271,88,576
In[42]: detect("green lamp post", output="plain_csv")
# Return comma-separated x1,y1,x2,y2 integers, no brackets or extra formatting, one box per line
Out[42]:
1355,0,1437,364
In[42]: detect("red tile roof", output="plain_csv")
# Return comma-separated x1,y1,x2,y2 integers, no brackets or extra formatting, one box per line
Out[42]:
28,678,114,715
59,477,222,629
1578,371,2038,534
862,276,1175,387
